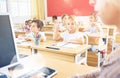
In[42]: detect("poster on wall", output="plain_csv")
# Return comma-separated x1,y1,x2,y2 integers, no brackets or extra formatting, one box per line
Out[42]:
47,0,94,16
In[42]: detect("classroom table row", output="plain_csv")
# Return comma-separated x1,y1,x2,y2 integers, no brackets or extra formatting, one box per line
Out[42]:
17,40,91,64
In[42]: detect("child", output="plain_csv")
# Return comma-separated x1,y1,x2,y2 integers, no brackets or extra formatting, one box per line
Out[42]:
58,14,69,32
86,13,103,35
87,13,104,52
52,14,68,33
26,20,46,44
52,15,57,23
53,15,84,44
24,19,32,33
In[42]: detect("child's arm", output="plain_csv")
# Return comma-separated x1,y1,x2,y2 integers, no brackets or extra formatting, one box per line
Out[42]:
67,36,84,44
53,21,62,41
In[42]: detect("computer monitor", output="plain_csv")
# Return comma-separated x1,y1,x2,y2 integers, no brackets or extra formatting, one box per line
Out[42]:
0,14,19,69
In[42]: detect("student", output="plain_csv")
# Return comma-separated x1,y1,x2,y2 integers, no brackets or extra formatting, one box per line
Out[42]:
61,14,69,26
24,19,32,33
87,13,104,52
53,15,84,44
58,14,69,32
71,0,120,78
88,13,102,34
26,20,46,43
53,14,68,32
52,15,58,23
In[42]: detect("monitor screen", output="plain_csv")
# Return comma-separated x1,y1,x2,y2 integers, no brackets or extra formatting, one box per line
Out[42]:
0,14,19,68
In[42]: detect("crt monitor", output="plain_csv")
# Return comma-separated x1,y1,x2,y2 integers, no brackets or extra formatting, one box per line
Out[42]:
0,14,19,69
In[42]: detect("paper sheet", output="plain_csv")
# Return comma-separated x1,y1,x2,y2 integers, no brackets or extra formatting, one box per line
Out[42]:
52,42,79,48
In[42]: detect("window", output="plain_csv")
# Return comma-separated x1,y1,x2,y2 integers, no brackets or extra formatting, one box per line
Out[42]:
0,0,7,13
0,0,31,24
8,0,31,17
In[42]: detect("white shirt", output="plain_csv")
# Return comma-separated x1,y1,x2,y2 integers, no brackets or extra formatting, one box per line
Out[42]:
61,31,84,42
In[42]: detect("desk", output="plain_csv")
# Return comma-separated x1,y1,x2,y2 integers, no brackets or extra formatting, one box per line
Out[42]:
17,40,91,63
44,32,53,40
17,42,32,55
88,34,101,45
115,33,120,43
87,34,107,67
15,31,25,38
10,54,96,78
42,25,53,32
30,41,91,63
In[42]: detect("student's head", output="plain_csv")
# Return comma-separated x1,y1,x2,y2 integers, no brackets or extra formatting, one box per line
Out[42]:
30,20,44,33
89,0,120,29
27,20,32,26
25,20,28,25
66,15,78,33
61,14,69,25
89,13,97,22
52,15,57,22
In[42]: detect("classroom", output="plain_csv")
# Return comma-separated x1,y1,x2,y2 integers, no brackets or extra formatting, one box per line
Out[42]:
0,0,120,78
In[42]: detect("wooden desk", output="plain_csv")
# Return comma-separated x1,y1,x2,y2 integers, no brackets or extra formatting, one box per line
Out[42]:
88,34,101,45
10,54,96,78
44,32,53,40
115,33,120,43
15,31,25,38
16,40,91,63
87,34,107,67
42,25,53,32
17,42,31,49
31,41,91,63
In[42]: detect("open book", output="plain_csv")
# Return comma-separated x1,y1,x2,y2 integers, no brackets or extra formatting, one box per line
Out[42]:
52,42,80,48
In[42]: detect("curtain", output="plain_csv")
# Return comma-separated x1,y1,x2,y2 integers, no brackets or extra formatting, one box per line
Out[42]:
30,0,45,20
